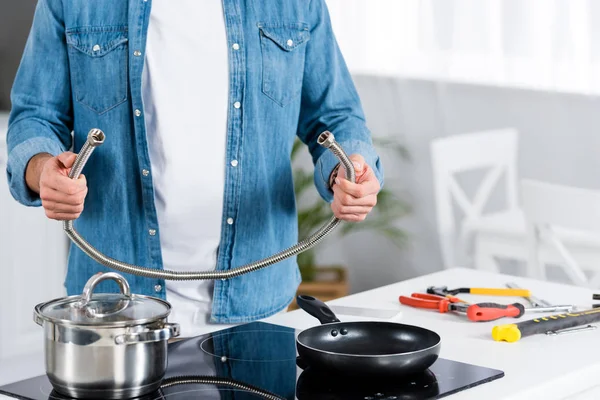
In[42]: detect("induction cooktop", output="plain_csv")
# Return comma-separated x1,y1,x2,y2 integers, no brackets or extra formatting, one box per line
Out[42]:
0,321,504,400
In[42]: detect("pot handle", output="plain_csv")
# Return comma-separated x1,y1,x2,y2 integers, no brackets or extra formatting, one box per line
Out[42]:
78,272,131,308
114,323,181,345
33,312,44,326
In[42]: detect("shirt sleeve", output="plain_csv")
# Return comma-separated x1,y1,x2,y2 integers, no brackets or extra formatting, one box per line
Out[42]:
5,0,73,207
296,0,384,203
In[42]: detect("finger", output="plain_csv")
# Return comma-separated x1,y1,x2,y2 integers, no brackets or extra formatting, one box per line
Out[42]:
42,200,84,214
77,174,87,187
44,210,81,221
332,185,362,206
333,190,378,209
354,194,377,207
336,205,373,215
348,154,366,174
334,176,379,198
336,213,367,222
44,172,87,193
337,156,366,181
331,203,364,221
334,192,377,207
40,186,87,206
339,166,380,193
56,152,77,169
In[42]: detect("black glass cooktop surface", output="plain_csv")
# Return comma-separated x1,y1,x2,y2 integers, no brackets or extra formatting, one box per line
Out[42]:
0,322,504,400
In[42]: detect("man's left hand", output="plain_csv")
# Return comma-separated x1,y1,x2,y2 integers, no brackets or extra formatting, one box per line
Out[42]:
331,154,380,222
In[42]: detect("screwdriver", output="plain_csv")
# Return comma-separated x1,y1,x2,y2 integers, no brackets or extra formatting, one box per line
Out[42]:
492,307,600,342
451,302,525,322
399,293,527,322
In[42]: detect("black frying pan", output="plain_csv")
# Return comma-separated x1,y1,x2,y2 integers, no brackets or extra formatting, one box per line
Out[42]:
295,295,441,377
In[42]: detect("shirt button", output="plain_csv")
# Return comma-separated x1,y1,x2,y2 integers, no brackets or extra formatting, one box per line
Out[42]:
149,229,156,236
134,50,142,57
92,44,101,52
230,160,238,167
142,169,150,176
154,284,162,292
232,43,240,50
135,109,142,117
287,39,294,47
233,101,241,109
227,218,234,225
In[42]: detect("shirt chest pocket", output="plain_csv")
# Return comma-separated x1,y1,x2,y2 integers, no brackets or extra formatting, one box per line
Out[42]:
66,28,129,115
258,23,310,107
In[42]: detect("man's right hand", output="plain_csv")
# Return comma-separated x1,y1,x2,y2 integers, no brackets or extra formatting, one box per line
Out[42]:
26,152,88,221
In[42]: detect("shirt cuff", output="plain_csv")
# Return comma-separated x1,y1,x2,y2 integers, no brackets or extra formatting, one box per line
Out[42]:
313,139,384,203
6,137,65,206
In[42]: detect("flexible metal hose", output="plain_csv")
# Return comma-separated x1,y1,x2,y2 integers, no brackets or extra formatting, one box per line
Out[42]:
160,376,285,400
63,129,355,280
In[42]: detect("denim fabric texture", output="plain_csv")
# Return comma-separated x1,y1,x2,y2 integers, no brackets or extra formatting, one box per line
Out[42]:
6,0,384,323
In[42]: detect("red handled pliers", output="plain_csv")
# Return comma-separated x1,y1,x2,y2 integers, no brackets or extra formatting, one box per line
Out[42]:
399,293,466,313
399,292,526,322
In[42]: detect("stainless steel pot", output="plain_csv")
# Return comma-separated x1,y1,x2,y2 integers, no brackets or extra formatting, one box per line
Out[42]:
33,272,180,399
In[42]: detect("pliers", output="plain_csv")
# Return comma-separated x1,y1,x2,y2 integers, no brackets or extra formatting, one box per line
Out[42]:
399,293,526,322
399,293,464,313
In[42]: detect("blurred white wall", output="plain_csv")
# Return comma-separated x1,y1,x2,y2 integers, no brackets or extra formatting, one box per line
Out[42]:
312,0,600,292
326,0,600,95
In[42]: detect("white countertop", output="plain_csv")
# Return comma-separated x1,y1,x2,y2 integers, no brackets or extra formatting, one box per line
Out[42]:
263,268,600,400
2,267,599,399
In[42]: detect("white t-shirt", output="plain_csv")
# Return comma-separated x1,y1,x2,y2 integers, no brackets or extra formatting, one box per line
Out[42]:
141,0,229,338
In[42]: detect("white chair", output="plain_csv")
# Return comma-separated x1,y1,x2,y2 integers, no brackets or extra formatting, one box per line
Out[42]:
430,128,526,271
521,179,600,287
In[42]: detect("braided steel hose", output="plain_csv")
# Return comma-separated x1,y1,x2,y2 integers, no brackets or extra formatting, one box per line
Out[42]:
63,129,355,280
160,376,285,400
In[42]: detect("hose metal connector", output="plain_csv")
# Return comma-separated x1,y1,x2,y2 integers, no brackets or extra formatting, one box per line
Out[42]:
88,129,105,147
63,129,355,281
317,131,335,148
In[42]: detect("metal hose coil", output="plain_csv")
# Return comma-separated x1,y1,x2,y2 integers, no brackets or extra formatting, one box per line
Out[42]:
63,129,355,280
160,376,285,400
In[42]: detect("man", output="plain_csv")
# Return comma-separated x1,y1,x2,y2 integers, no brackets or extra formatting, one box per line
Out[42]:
6,0,384,336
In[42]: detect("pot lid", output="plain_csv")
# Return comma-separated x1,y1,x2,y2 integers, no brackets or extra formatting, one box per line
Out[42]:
35,272,170,326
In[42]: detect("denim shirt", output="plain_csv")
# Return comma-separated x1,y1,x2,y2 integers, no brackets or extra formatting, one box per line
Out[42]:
6,0,384,323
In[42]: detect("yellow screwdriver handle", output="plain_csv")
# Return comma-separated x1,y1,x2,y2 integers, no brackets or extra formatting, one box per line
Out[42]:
493,308,600,342
492,324,521,342
470,288,531,297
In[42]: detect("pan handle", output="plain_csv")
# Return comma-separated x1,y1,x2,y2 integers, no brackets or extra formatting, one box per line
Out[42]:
296,295,341,324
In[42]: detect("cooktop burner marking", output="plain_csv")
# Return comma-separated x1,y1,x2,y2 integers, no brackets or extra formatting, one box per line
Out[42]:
39,383,268,399
200,329,297,362
39,384,51,397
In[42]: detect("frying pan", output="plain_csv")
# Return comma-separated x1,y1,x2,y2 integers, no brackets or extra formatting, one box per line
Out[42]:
295,295,441,377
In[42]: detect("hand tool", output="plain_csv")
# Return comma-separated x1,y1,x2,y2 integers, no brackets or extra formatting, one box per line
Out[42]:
399,293,462,313
427,285,531,298
525,305,575,313
492,307,600,342
506,282,573,312
399,293,526,322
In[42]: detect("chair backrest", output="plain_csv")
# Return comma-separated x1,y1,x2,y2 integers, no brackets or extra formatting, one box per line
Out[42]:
521,179,600,286
430,128,519,269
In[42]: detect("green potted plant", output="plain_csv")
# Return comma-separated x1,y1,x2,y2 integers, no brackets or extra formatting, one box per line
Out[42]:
292,136,411,286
